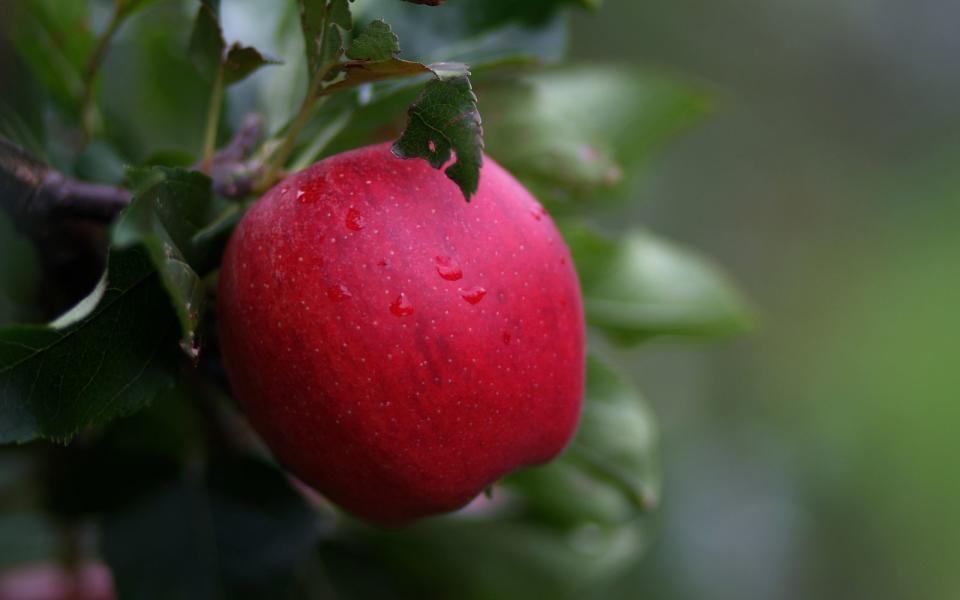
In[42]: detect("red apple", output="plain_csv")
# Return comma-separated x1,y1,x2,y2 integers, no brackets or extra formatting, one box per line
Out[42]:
218,143,585,524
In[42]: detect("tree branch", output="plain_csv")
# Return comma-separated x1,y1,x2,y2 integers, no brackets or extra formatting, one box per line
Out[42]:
0,115,266,225
0,137,131,224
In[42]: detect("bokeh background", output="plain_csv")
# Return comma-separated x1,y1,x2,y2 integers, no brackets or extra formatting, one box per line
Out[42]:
1,0,958,598
571,1,960,598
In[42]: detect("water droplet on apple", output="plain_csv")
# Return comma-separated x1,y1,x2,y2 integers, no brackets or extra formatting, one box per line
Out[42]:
326,284,352,302
345,207,365,231
434,255,463,281
459,286,487,305
390,293,414,317
377,259,389,267
531,204,547,221
296,189,313,204
502,332,511,345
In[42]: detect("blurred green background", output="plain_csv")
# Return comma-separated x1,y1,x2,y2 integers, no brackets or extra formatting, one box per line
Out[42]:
1,0,958,598
571,1,960,598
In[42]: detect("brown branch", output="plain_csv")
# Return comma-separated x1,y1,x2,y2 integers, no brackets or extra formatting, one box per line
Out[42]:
0,115,266,226
0,137,131,224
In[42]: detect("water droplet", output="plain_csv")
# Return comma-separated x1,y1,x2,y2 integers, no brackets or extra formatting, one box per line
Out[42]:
459,286,487,305
502,332,511,345
390,293,414,317
279,186,290,199
296,189,313,204
326,284,352,302
377,259,389,267
345,207,365,231
531,204,547,221
434,255,463,281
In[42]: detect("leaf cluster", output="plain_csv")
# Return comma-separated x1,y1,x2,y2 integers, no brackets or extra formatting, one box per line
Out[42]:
0,0,753,596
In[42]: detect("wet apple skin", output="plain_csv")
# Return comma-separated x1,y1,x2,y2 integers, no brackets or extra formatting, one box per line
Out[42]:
218,143,585,525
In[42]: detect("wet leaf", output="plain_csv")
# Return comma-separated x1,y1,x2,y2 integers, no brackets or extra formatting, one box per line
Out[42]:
393,70,483,200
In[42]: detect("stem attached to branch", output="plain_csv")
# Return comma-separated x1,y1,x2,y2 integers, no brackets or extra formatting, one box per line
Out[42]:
258,76,328,191
0,137,131,223
0,116,266,225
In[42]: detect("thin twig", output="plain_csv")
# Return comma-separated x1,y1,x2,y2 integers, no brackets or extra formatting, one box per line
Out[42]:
258,0,340,191
80,3,128,144
201,65,226,174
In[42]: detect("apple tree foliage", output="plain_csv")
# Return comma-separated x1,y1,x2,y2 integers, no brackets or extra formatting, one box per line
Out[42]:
0,0,751,597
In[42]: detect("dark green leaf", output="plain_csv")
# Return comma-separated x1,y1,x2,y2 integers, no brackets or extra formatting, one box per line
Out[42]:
507,357,658,526
112,167,224,354
328,0,353,29
300,0,354,78
565,225,752,342
482,67,711,207
346,19,400,61
5,0,94,112
392,71,483,200
0,247,178,444
367,516,646,599
188,2,226,83
223,44,281,86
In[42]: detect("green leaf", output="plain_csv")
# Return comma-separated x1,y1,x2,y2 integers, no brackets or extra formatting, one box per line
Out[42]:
392,71,483,200
328,0,353,29
0,247,178,444
300,0,354,78
346,19,400,61
365,516,646,599
5,0,95,112
507,357,659,526
112,167,224,355
482,67,711,207
321,20,439,95
188,2,226,83
190,3,277,87
223,44,281,86
565,225,752,342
